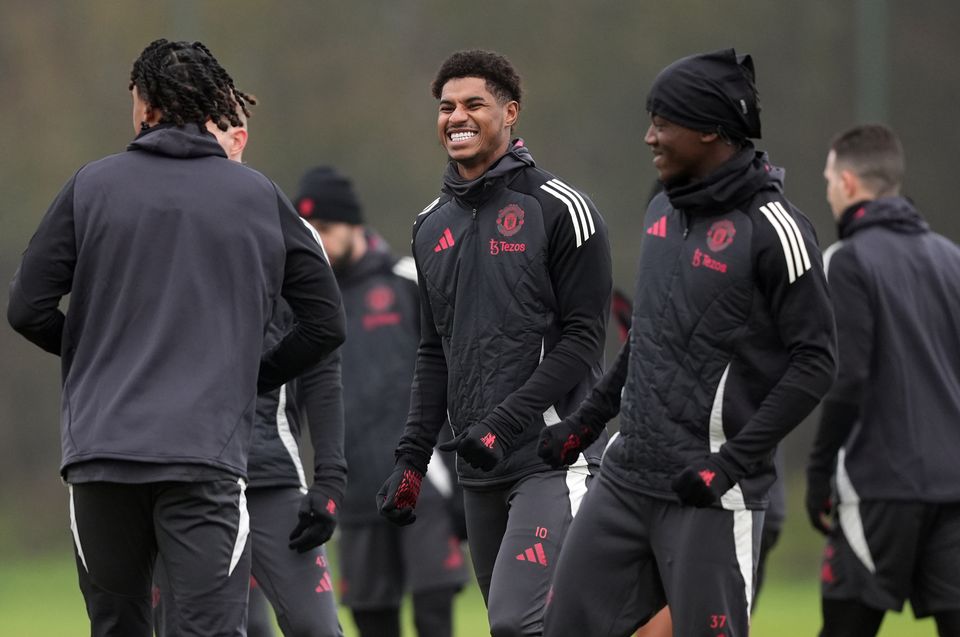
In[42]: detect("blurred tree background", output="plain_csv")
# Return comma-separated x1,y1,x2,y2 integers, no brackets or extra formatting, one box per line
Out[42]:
1,0,958,578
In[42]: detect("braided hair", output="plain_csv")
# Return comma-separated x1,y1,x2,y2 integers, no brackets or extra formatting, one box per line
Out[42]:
129,39,256,131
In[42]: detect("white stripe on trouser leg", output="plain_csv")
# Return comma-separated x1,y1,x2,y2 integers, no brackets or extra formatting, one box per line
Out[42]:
275,384,308,493
732,509,755,620
835,448,876,573
565,465,589,517
68,485,89,572
228,479,250,577
425,450,453,498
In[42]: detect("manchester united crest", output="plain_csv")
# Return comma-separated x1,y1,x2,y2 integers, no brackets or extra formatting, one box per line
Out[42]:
707,219,736,252
365,285,395,312
496,204,525,237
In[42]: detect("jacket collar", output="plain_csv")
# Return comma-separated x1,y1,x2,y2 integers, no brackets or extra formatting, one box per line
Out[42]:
441,138,536,205
664,144,781,215
334,230,396,284
127,123,227,159
837,196,928,240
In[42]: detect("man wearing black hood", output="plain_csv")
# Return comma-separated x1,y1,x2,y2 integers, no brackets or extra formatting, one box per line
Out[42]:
540,49,837,637
296,166,468,637
806,125,960,637
376,50,612,636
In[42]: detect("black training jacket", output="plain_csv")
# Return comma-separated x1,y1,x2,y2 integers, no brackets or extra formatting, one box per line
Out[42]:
811,197,960,502
7,124,345,481
247,300,346,504
587,148,836,509
336,239,442,522
396,141,613,487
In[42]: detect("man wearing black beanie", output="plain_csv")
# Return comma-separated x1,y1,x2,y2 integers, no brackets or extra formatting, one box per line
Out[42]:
542,49,837,637
296,167,468,637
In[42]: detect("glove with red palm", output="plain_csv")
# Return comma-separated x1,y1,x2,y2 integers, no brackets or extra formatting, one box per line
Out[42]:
538,418,604,468
377,456,427,526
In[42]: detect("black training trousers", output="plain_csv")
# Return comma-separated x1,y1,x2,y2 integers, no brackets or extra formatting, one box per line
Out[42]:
70,480,251,637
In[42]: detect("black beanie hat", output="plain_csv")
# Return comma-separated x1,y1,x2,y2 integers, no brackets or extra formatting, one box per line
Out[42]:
294,166,364,225
646,48,762,141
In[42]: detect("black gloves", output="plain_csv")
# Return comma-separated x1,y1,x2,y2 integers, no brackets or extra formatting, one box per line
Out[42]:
377,456,427,526
538,418,603,468
288,484,340,553
438,409,522,471
671,454,738,507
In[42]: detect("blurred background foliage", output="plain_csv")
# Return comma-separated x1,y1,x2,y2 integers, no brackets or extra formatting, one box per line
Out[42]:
1,0,958,579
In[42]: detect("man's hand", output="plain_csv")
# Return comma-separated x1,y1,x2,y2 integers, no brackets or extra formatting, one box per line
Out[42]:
377,458,425,526
288,485,339,553
805,470,834,535
671,455,736,507
438,410,521,471
538,419,601,468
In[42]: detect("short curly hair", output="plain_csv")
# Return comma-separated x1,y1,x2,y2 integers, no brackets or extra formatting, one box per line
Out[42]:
431,49,522,105
129,39,255,131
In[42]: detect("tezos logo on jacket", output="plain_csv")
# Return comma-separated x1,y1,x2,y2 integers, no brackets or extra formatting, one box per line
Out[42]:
692,248,727,273
706,219,735,252
497,204,525,237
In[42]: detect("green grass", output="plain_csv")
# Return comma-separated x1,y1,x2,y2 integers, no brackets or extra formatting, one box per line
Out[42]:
0,551,938,636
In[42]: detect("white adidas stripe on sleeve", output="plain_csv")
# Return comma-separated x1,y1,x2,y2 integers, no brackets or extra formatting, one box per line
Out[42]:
822,241,845,278
298,217,331,263
771,201,810,276
551,178,596,235
540,179,596,248
759,202,811,284
419,197,441,216
392,256,418,282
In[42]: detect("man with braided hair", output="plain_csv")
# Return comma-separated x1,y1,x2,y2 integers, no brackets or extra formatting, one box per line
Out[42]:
152,110,347,637
377,49,612,636
7,39,345,637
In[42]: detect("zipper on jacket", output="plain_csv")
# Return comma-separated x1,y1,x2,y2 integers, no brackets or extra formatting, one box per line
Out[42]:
681,209,690,239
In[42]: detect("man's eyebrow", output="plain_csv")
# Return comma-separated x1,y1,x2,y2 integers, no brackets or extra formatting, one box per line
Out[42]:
439,95,489,105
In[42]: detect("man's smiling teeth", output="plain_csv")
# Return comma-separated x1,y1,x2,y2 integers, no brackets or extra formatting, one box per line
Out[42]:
449,131,477,142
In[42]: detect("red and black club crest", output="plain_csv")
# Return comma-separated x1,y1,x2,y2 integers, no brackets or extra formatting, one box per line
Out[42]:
496,204,525,237
365,285,395,313
706,219,736,252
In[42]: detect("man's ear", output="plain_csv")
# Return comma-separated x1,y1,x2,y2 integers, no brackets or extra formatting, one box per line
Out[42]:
840,168,860,199
504,101,519,129
700,131,720,144
230,128,248,158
